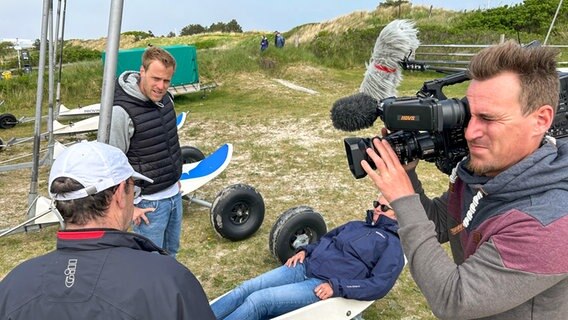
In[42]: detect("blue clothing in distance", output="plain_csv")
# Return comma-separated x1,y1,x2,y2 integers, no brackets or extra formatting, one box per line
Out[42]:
260,38,269,51
275,34,285,48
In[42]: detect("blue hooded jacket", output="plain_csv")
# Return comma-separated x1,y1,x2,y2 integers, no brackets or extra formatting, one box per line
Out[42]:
301,212,405,300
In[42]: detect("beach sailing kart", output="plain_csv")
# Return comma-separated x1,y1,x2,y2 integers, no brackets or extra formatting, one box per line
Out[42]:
1,129,265,242
179,143,265,241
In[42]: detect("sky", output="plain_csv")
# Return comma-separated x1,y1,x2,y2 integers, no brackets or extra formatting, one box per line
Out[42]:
1,0,523,41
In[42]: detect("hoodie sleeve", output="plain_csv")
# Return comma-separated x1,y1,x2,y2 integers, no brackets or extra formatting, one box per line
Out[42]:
392,194,568,319
328,232,405,300
407,167,451,243
108,106,133,153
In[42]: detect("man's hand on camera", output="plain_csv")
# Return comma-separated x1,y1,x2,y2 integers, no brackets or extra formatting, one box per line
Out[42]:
361,137,415,203
285,250,306,267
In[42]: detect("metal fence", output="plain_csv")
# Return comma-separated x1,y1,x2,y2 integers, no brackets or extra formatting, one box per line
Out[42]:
414,42,568,71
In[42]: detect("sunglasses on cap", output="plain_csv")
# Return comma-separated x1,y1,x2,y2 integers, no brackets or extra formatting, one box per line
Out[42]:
373,200,392,212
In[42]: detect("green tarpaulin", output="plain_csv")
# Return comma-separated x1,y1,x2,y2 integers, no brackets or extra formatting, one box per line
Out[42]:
102,45,199,87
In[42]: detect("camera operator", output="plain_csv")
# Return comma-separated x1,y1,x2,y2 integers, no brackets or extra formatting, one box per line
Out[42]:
361,40,568,319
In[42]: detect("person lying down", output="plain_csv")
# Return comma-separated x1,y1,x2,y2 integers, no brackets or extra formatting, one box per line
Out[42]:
211,195,405,320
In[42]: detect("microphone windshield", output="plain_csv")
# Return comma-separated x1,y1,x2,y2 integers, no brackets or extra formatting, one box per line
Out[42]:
330,93,380,132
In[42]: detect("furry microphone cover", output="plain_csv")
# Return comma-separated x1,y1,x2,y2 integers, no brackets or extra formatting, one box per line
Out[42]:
359,20,420,101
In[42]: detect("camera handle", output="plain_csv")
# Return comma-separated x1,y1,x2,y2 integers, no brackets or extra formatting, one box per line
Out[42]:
417,72,470,100
401,40,542,101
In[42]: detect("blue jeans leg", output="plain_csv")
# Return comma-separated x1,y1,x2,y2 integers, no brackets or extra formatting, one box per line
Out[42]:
163,192,182,257
211,263,324,320
132,193,182,258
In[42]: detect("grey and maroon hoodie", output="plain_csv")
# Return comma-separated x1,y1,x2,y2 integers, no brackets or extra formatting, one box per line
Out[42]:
395,137,568,319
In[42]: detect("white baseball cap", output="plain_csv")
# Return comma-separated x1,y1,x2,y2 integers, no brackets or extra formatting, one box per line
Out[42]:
48,141,153,200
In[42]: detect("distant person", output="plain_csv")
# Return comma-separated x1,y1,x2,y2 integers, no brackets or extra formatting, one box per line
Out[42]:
260,35,269,51
109,46,184,258
274,31,278,47
210,195,404,320
0,141,215,319
275,31,285,48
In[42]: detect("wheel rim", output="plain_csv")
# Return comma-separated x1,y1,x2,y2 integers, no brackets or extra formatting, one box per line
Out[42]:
290,227,316,250
229,202,250,225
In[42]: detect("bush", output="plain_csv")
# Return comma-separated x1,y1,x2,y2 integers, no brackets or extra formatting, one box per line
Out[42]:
122,31,154,41
307,27,383,69
61,45,101,64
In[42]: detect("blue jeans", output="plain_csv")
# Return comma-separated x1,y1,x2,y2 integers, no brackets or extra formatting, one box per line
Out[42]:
211,263,324,320
132,192,182,258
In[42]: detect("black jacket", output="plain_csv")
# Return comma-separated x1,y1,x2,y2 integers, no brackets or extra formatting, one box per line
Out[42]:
0,229,215,319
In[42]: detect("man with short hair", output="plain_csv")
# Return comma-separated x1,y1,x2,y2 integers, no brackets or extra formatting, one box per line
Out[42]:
362,40,568,319
0,141,215,319
110,46,184,257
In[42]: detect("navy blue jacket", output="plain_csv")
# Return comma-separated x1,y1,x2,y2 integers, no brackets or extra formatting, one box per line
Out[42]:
302,212,404,300
0,229,215,320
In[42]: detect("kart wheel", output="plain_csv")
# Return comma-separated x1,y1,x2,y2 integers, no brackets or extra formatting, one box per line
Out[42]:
269,206,327,264
0,113,18,129
181,145,205,164
210,184,265,241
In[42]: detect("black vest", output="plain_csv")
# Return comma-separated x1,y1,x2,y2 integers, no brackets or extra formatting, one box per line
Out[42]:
113,75,182,195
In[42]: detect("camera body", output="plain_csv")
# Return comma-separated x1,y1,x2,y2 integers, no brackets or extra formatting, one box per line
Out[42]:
345,71,568,179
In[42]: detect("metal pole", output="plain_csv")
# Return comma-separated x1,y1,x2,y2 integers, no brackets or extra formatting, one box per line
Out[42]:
544,0,564,46
53,0,61,72
16,48,21,70
46,0,56,166
98,0,124,144
28,0,52,213
54,0,64,116
56,0,67,109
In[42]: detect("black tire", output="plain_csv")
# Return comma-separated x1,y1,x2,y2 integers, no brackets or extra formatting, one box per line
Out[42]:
0,113,18,129
181,145,205,164
269,206,327,264
210,184,265,241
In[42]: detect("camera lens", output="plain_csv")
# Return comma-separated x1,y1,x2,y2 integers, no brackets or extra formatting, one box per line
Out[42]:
343,131,440,179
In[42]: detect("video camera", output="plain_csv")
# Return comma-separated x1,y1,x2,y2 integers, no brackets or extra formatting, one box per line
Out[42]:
344,70,568,179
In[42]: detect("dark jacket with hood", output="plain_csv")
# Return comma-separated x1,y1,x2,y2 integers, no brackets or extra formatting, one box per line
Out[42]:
0,229,215,319
398,137,568,319
301,211,405,301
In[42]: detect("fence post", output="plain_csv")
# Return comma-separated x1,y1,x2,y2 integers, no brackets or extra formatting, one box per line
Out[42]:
500,34,505,44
